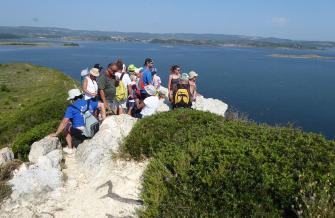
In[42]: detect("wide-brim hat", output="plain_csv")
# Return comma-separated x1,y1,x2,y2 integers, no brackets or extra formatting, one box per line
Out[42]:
67,88,82,100
90,68,100,77
144,85,157,96
189,71,198,79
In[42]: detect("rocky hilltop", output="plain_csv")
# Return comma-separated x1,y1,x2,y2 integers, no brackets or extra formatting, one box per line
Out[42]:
0,95,228,217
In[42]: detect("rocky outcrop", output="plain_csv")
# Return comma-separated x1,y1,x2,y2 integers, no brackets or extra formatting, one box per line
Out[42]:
3,138,63,211
1,95,228,217
28,136,61,163
75,115,138,172
0,147,14,166
192,96,228,117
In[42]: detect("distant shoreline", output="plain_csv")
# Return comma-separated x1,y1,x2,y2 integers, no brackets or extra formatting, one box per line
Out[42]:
0,41,52,47
0,41,80,47
270,54,335,60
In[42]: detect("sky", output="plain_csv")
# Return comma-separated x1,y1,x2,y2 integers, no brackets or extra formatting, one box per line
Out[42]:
0,0,334,41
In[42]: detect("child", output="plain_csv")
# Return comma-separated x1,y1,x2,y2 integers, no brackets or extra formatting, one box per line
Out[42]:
127,74,140,115
151,68,161,90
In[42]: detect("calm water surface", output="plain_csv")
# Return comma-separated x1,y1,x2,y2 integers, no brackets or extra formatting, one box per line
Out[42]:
0,41,334,138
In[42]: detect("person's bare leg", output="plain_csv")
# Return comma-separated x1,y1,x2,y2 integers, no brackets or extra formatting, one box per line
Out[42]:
118,106,124,114
65,132,72,148
128,107,133,115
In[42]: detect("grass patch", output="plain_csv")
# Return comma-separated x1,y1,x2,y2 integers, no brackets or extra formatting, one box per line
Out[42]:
0,63,78,159
121,109,335,217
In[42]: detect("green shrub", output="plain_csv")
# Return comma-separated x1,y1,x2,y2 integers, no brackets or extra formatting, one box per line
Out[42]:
122,109,227,160
12,120,59,160
0,84,10,92
121,110,335,217
0,98,67,148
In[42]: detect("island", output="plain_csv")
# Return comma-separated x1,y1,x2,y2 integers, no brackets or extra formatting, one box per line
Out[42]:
63,42,79,47
270,54,335,60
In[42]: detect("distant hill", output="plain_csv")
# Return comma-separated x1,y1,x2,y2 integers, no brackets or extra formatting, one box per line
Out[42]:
0,26,334,50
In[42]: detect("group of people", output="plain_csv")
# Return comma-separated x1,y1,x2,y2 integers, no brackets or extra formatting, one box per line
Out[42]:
50,58,201,153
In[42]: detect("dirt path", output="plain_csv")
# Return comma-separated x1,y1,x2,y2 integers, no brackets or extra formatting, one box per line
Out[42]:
1,153,147,218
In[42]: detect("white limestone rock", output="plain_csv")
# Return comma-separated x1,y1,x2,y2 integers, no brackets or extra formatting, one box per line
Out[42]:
9,164,63,203
28,136,61,163
45,149,63,170
76,114,137,171
0,147,14,166
192,96,228,117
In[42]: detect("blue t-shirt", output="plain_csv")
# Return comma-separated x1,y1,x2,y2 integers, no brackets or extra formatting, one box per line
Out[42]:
142,68,152,87
64,99,98,128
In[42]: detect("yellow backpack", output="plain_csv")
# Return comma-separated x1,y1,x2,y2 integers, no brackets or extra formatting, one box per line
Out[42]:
115,73,127,101
174,88,191,107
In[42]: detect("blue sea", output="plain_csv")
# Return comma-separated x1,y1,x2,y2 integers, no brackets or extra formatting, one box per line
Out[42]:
0,41,334,138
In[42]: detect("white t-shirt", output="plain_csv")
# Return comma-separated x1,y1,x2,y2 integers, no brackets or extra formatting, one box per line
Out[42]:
115,72,131,88
84,76,98,100
140,96,159,117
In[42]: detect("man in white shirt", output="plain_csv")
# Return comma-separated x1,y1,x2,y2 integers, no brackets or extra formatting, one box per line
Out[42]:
135,85,159,118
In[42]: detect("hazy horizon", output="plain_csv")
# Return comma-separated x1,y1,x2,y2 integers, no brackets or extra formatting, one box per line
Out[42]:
1,0,334,41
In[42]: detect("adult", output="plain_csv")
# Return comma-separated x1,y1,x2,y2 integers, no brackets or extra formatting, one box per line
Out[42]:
116,59,127,73
188,70,201,101
173,73,192,109
139,58,154,99
82,68,99,100
93,63,103,73
50,89,105,153
115,61,132,114
134,85,159,119
98,63,117,114
168,65,181,102
128,64,138,76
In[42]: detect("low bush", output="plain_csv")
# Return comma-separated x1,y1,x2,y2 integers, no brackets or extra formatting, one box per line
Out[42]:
0,84,10,92
12,120,59,160
121,110,335,217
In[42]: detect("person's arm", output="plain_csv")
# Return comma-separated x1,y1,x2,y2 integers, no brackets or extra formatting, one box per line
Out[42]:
49,118,69,137
127,84,132,96
97,75,108,109
99,89,108,109
98,102,106,120
168,75,172,92
189,83,195,101
136,100,145,109
82,78,96,97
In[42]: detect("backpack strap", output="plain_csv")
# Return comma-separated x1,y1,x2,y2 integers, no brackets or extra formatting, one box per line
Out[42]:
84,99,91,113
70,100,90,113
120,73,125,81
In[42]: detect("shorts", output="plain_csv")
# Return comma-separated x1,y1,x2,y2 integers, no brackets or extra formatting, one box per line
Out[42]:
64,123,87,147
114,99,127,109
127,100,135,109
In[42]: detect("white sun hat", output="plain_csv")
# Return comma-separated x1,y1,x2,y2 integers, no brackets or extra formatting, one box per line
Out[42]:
89,68,100,77
188,71,199,79
67,88,82,100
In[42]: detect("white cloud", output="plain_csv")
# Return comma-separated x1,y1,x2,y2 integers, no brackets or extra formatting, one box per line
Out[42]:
271,17,289,27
